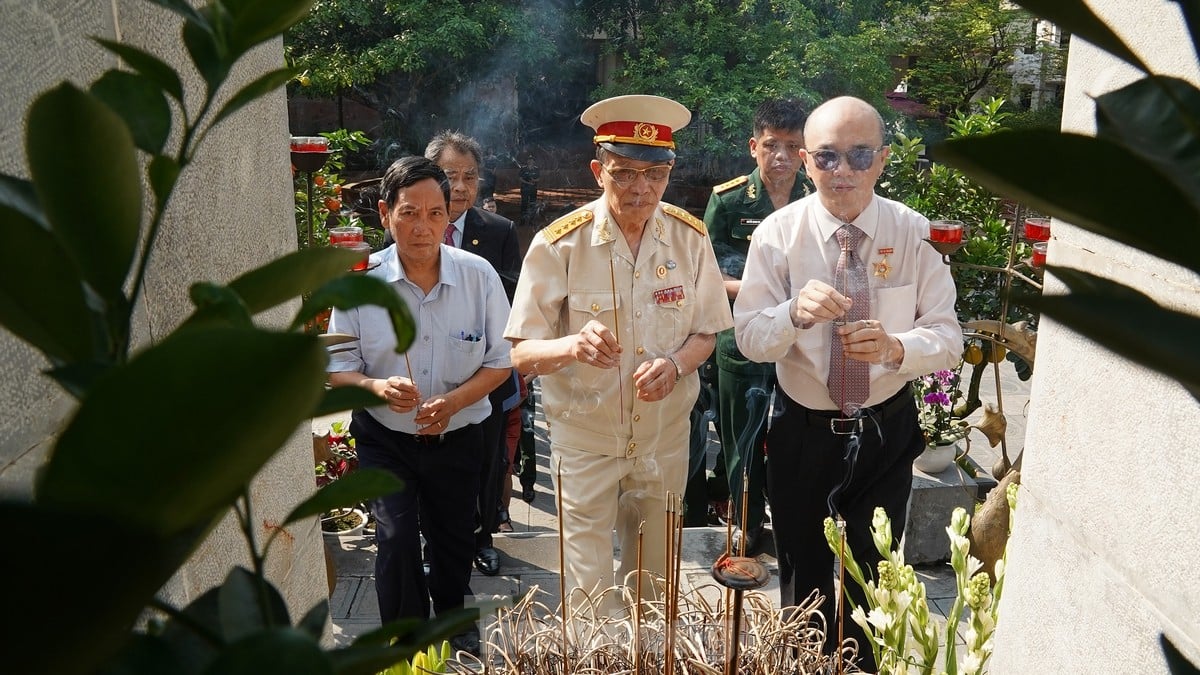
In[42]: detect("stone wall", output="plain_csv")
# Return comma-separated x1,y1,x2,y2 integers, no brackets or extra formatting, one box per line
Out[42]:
0,1,326,624
991,1,1200,671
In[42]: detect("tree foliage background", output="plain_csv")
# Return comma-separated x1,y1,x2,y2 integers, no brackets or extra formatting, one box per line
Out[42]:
286,0,1051,180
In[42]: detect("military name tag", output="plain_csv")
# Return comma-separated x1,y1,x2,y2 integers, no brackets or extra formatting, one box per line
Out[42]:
732,218,762,241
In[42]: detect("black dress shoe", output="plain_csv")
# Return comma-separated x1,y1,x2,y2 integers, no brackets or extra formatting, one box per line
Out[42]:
521,485,536,503
474,547,500,576
449,630,481,657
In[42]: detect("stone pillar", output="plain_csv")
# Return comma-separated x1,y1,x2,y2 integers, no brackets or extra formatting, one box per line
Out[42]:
990,2,1200,671
0,2,326,624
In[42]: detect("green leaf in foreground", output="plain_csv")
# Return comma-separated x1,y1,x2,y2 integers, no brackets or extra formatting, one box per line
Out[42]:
295,275,416,353
1025,266,1200,397
38,327,328,536
313,386,385,417
0,203,95,364
26,83,142,303
283,469,404,526
229,247,363,314
936,131,1200,274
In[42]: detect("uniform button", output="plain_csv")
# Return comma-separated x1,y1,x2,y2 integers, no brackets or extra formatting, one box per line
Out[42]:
633,415,641,422
591,303,600,312
634,271,641,278
635,347,644,355
423,335,430,342
676,300,684,307
422,369,428,375
628,442,636,450
635,311,642,318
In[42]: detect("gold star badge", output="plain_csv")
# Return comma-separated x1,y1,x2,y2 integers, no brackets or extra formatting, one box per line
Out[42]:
872,256,892,280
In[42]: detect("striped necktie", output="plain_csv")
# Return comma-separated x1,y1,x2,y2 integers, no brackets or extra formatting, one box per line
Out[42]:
827,224,870,415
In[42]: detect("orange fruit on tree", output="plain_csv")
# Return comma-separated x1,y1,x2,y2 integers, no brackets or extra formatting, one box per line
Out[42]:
313,174,326,187
324,197,342,212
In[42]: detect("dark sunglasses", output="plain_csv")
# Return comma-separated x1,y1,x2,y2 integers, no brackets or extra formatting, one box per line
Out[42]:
809,147,885,172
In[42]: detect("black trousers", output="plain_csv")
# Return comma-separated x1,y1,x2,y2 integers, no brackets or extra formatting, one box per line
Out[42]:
517,388,538,490
766,386,923,672
351,410,483,623
474,389,509,550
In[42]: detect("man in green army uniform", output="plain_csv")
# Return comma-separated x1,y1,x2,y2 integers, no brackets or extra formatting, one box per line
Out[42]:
704,98,811,552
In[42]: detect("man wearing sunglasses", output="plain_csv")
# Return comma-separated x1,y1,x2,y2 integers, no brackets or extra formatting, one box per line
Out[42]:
734,96,961,671
505,95,732,612
690,97,813,551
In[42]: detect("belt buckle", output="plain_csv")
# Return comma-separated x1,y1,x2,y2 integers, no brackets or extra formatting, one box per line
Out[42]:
830,417,862,435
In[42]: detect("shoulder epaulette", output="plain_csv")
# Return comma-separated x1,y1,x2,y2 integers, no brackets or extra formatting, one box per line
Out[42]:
712,175,749,194
663,204,707,236
542,209,593,244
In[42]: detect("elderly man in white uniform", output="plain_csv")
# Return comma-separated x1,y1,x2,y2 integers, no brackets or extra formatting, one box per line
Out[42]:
504,95,733,610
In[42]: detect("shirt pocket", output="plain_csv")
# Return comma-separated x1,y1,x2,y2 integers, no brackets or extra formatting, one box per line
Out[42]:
568,290,620,326
444,334,485,384
874,283,918,334
648,285,696,350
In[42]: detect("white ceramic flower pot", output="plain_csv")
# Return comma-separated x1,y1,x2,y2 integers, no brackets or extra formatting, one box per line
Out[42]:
321,507,367,537
913,442,958,473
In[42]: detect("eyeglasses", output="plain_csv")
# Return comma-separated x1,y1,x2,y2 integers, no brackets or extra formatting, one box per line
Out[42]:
602,164,672,187
442,170,478,182
809,147,885,172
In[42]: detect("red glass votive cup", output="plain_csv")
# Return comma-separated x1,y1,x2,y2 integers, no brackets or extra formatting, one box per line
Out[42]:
929,220,964,244
1024,217,1051,242
335,241,371,271
1031,241,1048,268
329,225,364,245
290,136,328,153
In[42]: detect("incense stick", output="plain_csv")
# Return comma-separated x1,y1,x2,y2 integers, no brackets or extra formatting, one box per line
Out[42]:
609,257,624,424
634,520,644,675
556,462,569,671
837,516,847,675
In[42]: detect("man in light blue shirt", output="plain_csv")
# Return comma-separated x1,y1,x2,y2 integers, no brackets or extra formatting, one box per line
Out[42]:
327,156,511,656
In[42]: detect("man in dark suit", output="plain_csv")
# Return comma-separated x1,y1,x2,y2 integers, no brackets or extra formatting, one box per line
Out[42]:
425,131,522,576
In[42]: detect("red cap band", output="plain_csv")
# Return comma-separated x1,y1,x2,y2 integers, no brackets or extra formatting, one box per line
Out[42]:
593,120,675,148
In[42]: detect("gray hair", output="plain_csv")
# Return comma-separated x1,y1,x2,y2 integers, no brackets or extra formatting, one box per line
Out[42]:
424,130,483,166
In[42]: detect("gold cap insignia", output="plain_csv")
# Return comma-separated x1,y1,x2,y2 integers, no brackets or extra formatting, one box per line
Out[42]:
633,122,660,143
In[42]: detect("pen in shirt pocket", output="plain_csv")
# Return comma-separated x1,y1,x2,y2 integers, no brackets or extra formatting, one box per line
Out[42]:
458,330,481,342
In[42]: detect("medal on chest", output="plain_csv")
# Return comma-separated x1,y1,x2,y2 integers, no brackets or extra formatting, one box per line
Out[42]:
873,247,894,280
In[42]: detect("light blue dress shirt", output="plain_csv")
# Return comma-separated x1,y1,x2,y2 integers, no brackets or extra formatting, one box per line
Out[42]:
327,243,512,434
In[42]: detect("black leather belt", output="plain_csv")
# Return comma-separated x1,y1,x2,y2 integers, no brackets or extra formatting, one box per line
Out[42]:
784,385,913,434
398,425,470,445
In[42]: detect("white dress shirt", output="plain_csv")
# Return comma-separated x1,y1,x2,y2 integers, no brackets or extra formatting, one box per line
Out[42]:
327,244,512,433
734,192,962,410
445,211,466,248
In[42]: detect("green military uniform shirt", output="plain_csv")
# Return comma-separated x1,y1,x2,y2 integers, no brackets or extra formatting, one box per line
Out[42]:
700,168,810,536
703,167,811,280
